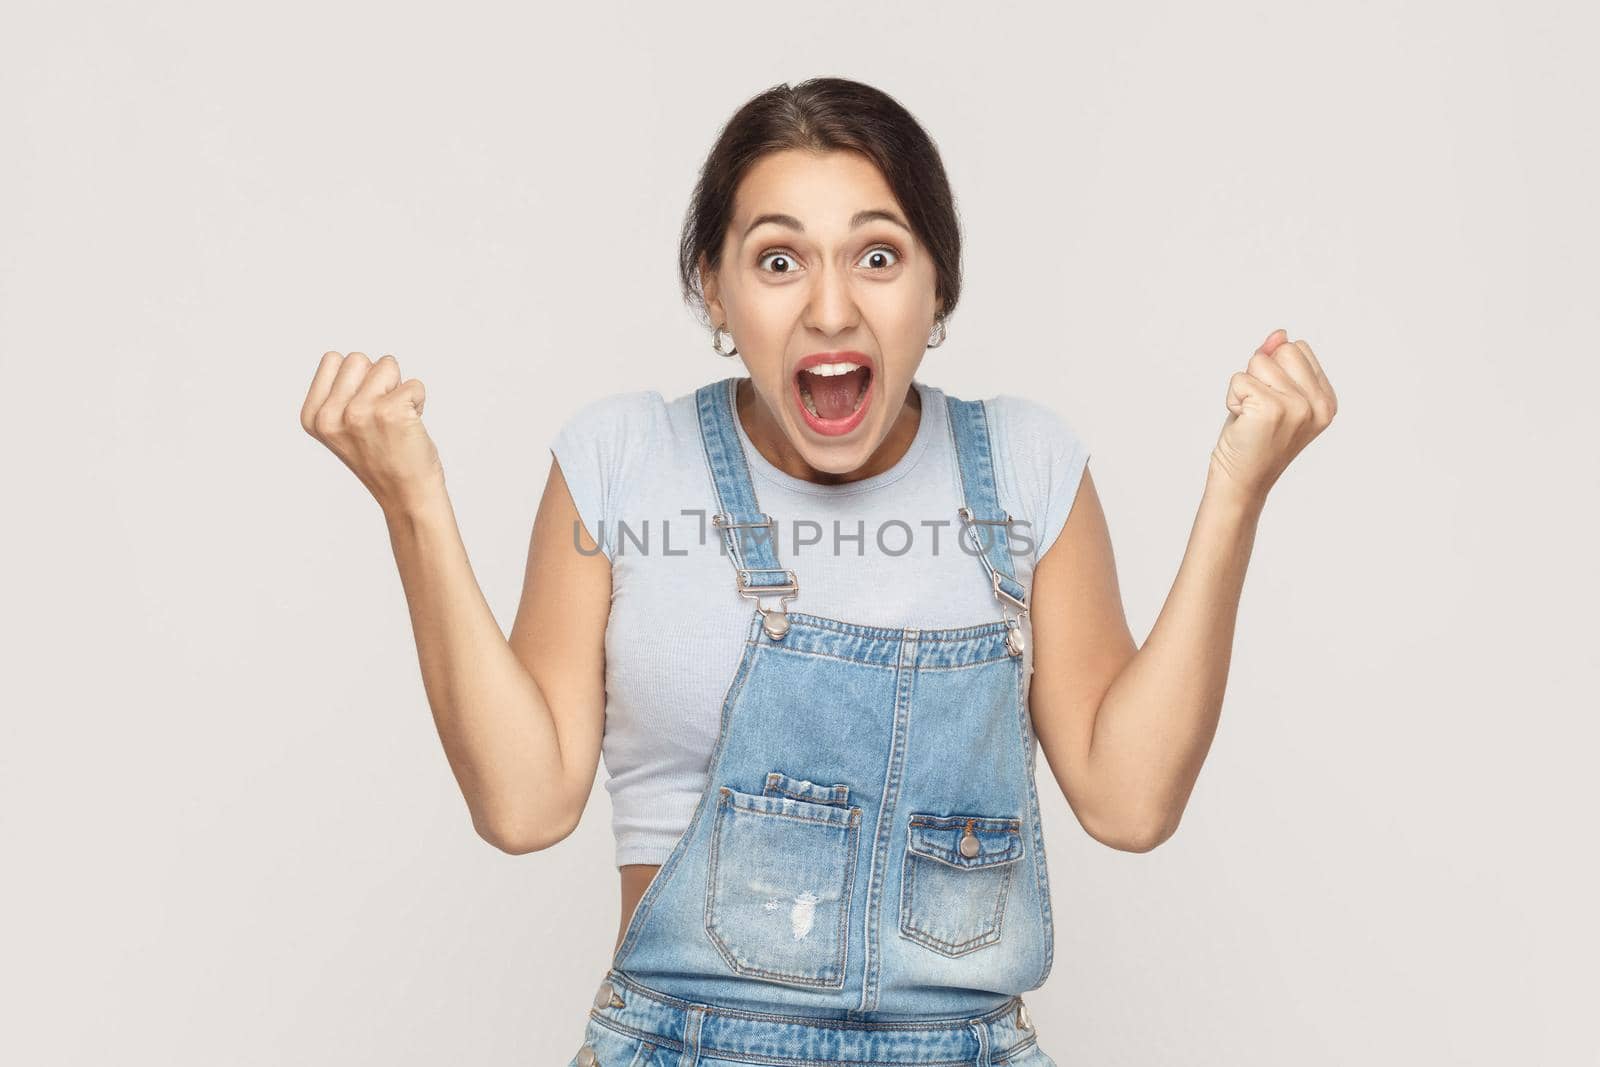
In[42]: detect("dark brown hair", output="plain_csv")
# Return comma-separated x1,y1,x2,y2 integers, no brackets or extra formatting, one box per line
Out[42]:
677,77,962,328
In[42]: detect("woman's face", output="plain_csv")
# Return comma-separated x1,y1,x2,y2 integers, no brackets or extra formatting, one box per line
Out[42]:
701,149,942,484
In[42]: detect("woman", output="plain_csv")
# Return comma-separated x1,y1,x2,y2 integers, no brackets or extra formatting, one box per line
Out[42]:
300,77,1336,1066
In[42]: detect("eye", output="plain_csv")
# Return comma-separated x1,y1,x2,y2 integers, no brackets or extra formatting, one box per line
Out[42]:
858,244,901,271
756,249,799,274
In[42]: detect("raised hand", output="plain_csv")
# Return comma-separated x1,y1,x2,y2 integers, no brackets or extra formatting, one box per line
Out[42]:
300,351,443,513
1208,329,1338,508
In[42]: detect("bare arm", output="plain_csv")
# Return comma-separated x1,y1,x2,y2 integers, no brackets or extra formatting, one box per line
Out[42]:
1027,330,1336,852
384,457,610,854
300,349,609,855
1027,472,1259,852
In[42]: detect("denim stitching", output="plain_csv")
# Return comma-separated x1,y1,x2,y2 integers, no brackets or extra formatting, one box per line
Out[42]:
749,642,1018,672
898,843,1018,957
854,626,917,1014
588,1013,684,1054
975,397,1022,593
718,786,861,828
765,772,851,807
703,786,861,988
606,967,1020,1029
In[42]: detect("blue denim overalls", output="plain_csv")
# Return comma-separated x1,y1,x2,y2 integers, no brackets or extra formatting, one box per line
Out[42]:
569,376,1057,1065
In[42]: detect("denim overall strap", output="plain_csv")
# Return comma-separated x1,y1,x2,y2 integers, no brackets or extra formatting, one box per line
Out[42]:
944,394,1029,655
695,376,798,639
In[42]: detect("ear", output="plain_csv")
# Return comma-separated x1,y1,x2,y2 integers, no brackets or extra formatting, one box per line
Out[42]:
699,252,725,323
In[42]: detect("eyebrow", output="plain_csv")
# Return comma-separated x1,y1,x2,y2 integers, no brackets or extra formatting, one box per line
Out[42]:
741,208,910,240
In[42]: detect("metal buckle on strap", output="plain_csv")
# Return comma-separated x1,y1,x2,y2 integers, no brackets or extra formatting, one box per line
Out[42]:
990,569,1028,614
958,505,1029,656
957,505,1011,527
711,512,776,531
957,506,1017,562
713,514,797,640
993,572,1028,658
712,512,779,563
736,569,798,596
736,568,798,640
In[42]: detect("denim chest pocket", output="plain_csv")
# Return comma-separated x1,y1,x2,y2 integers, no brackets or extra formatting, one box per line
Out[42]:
898,813,1025,958
704,773,862,989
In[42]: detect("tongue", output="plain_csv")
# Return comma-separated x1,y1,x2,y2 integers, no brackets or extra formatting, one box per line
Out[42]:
802,367,867,420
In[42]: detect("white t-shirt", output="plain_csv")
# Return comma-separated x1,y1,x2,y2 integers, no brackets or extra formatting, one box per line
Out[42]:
549,376,1091,867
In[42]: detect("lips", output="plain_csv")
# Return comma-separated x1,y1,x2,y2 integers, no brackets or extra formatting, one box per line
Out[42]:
792,352,874,436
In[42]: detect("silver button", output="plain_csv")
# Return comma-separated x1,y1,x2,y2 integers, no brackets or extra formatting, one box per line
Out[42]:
576,1045,599,1067
959,826,980,858
762,608,790,639
592,981,613,1009
1015,999,1032,1030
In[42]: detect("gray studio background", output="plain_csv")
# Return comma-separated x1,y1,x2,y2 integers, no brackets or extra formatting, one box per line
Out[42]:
3,1,1595,1063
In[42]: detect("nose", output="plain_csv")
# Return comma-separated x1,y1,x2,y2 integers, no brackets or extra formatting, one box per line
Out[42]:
802,259,861,338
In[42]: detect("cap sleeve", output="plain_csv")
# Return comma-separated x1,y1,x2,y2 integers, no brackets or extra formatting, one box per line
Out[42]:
987,394,1092,564
548,389,663,561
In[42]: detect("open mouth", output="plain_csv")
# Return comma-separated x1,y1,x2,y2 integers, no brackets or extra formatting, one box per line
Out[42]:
794,360,872,431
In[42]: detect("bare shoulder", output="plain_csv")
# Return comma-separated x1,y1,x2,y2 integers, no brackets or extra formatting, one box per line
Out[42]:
1031,464,1134,681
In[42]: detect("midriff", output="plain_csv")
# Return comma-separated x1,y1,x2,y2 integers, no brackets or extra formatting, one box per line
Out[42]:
616,863,661,953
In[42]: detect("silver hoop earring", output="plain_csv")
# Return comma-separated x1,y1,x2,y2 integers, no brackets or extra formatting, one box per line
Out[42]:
711,324,739,358
927,317,948,349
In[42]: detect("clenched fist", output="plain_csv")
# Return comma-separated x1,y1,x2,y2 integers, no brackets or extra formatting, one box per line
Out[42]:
1208,329,1339,508
300,351,443,513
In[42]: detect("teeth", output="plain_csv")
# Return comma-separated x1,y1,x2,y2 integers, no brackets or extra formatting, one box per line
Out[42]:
800,361,865,377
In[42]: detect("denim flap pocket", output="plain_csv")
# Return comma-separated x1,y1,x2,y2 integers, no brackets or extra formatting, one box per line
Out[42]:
899,812,1024,959
763,771,852,808
907,814,1024,869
